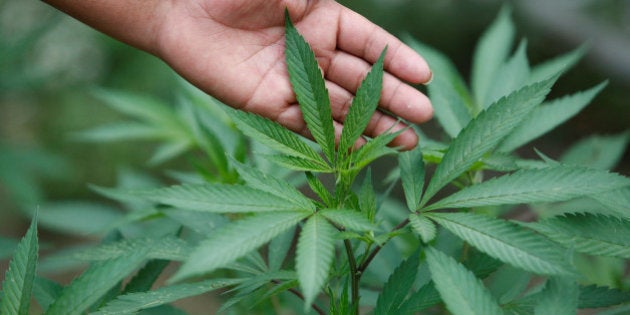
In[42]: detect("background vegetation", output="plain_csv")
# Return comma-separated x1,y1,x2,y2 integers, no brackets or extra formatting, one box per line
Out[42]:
1,0,629,313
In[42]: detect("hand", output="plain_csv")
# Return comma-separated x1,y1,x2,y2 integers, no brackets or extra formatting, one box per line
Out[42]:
157,0,433,149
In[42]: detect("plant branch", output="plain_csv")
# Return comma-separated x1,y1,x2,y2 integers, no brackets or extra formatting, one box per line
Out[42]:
357,218,410,273
273,280,326,315
344,239,360,315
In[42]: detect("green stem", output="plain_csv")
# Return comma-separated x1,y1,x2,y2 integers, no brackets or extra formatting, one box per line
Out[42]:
357,218,410,273
343,239,360,315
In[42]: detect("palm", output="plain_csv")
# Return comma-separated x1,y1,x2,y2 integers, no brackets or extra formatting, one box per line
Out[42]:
159,0,432,149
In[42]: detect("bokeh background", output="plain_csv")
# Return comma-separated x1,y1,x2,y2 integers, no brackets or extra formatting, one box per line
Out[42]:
1,0,629,310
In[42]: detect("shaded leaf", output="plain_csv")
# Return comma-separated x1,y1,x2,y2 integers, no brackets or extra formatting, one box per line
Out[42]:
426,247,503,315
578,285,630,308
296,214,337,308
396,282,441,314
46,250,148,315
32,277,62,312
528,46,585,84
123,259,170,293
426,165,630,210
285,12,335,162
74,236,191,261
374,252,420,315
471,5,515,108
534,277,579,315
0,215,38,315
529,213,630,259
427,212,575,276
561,131,629,170
591,187,630,218
263,154,334,173
319,209,376,232
484,40,530,107
93,279,240,315
267,227,296,271
172,211,309,282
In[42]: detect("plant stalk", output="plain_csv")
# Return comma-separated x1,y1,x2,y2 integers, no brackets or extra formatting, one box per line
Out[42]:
343,239,360,315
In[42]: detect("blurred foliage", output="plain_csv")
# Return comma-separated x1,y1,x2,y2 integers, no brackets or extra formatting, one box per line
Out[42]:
0,0,628,303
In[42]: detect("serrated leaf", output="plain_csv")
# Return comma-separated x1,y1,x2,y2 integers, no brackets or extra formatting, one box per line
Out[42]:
172,211,308,282
426,165,630,210
231,159,315,211
409,214,436,243
351,130,402,169
161,209,228,236
285,12,335,162
1,215,38,315
499,82,608,152
578,285,630,308
528,46,585,84
487,265,531,304
339,49,385,154
422,76,558,205
591,187,630,218
534,277,579,315
227,108,327,165
296,214,337,308
396,282,441,314
46,250,148,315
131,183,310,213
74,236,191,262
92,279,240,315
426,247,504,315
319,209,376,232
32,277,62,312
263,154,334,173
268,226,296,271
561,131,629,170
306,172,334,207
426,212,575,276
471,6,515,108
358,169,377,222
484,40,530,107
399,145,425,210
123,259,170,294
374,252,419,315
529,213,630,259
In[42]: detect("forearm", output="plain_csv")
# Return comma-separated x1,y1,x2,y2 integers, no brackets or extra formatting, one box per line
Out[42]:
42,0,170,55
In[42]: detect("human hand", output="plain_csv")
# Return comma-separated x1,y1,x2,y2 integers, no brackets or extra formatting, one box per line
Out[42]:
156,0,433,150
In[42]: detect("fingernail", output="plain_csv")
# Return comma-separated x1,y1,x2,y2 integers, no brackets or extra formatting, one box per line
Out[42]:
423,71,433,85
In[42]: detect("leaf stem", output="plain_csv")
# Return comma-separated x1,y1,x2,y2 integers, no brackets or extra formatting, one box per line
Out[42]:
343,239,360,315
357,218,410,273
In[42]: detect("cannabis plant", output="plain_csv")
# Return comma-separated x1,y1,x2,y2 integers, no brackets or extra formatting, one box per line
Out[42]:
2,8,630,315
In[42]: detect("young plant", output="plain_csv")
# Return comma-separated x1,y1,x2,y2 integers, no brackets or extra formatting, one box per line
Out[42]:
2,8,629,315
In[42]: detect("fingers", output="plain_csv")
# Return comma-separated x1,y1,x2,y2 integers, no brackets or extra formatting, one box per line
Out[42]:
321,50,433,124
336,6,432,84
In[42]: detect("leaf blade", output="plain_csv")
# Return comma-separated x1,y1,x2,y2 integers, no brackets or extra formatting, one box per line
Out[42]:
426,212,575,276
399,145,425,211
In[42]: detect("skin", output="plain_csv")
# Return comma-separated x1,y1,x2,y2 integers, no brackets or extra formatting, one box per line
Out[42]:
43,0,433,150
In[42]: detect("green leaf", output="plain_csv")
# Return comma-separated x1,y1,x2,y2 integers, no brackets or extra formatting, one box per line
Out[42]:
161,209,228,236
227,108,327,166
499,82,608,152
46,250,148,315
426,247,504,315
409,213,436,243
1,215,38,315
123,259,170,294
306,172,334,207
422,76,558,205
91,89,177,127
132,183,310,213
374,252,419,315
426,165,630,210
484,40,530,108
396,282,441,314
319,209,376,232
38,201,122,236
92,279,240,315
231,159,315,211
534,277,579,315
285,12,336,162
32,277,62,312
561,131,629,170
358,169,377,222
296,214,337,308
426,212,575,276
528,46,585,84
529,213,630,259
263,154,334,173
578,285,630,308
399,145,425,210
487,265,531,304
339,48,385,154
351,130,402,169
74,236,191,262
74,122,161,142
471,6,515,108
172,211,309,282
405,36,472,138
0,237,18,260
591,187,630,219
267,227,296,271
